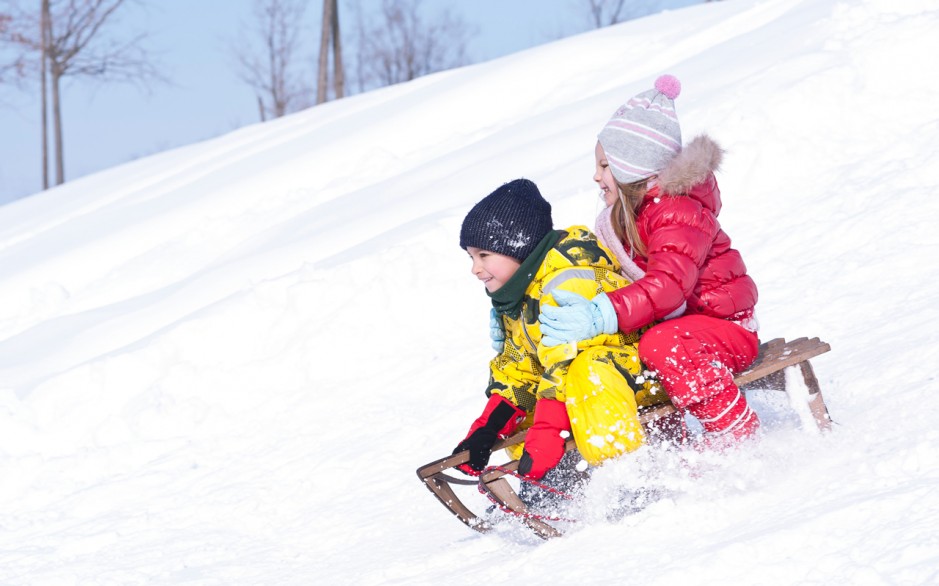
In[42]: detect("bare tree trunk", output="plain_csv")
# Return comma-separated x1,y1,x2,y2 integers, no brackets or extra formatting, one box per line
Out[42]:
40,0,50,190
5,0,160,189
353,0,472,92
51,62,64,185
266,25,281,117
316,0,332,104
587,0,630,28
235,0,308,120
331,0,343,99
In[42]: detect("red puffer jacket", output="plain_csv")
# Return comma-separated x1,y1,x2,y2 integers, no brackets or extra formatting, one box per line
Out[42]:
606,135,758,334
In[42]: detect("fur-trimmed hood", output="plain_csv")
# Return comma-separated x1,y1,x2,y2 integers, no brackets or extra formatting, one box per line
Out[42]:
657,134,724,196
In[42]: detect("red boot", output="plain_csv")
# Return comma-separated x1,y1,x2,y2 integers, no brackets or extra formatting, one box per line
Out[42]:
687,385,760,446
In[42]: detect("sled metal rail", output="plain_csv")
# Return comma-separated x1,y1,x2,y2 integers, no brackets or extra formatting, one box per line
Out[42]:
416,406,674,538
417,336,832,539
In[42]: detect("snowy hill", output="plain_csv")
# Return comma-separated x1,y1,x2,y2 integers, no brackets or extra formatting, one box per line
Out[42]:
1,0,938,583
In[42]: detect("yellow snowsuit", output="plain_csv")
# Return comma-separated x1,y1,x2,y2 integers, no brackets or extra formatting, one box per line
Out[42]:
486,226,669,465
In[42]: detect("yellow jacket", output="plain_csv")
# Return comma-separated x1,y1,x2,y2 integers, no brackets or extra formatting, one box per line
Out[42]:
487,226,661,413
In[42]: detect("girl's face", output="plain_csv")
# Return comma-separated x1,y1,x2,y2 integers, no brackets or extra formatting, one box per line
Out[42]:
466,247,521,293
594,142,619,208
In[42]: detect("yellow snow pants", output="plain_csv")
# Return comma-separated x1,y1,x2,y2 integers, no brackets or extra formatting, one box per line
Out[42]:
508,345,668,466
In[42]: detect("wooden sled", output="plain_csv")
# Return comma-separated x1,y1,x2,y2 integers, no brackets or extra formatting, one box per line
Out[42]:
417,336,832,539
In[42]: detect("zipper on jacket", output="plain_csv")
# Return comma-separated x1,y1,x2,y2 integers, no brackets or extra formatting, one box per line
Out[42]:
521,301,538,351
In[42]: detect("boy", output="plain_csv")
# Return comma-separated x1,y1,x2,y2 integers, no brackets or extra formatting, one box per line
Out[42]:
453,178,671,480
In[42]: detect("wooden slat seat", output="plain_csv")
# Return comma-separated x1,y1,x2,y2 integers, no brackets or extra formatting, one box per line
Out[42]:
639,336,832,430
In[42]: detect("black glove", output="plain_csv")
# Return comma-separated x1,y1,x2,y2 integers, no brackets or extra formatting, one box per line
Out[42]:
453,395,525,475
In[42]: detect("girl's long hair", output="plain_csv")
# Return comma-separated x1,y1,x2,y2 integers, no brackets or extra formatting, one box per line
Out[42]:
610,178,650,258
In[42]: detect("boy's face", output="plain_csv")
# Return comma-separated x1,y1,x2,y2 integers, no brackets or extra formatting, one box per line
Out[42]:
466,247,522,293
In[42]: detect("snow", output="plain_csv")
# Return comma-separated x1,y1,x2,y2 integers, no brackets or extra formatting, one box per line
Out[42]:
1,0,939,583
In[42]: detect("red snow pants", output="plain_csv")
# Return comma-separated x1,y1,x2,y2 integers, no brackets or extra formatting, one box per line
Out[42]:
637,315,761,439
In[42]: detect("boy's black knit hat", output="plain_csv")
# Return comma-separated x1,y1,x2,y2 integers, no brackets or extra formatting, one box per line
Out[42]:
460,178,553,261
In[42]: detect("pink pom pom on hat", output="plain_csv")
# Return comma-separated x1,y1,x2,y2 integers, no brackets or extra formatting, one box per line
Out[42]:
654,74,681,99
598,74,684,184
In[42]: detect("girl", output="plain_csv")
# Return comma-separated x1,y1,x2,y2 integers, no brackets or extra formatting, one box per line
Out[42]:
539,75,761,444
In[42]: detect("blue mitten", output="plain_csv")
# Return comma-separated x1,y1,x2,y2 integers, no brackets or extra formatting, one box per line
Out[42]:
489,308,505,353
539,290,618,346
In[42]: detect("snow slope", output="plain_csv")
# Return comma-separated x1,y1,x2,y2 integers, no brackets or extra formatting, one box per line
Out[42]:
1,0,938,583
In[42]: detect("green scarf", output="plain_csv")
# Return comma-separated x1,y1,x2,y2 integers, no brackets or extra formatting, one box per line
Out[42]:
488,230,564,319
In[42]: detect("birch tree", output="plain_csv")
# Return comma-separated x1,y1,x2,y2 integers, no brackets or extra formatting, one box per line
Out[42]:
234,0,311,121
316,0,343,104
3,0,160,187
0,12,12,82
0,10,27,89
353,0,474,92
582,0,664,28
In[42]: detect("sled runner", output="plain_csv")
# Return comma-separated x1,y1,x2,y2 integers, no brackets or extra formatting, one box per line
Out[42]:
417,336,832,539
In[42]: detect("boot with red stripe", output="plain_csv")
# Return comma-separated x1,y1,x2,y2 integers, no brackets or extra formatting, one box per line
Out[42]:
687,385,761,450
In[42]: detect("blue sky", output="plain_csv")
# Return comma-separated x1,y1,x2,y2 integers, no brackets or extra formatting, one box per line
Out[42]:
0,0,699,203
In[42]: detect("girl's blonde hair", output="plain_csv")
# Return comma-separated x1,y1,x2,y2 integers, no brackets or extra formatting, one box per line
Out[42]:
610,178,650,258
